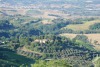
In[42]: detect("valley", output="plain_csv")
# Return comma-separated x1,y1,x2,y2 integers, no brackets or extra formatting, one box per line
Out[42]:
0,0,100,67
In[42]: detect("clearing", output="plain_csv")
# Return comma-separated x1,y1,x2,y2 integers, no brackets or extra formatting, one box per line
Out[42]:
62,20,100,31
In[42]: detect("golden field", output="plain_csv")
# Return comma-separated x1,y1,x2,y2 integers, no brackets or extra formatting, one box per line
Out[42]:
60,33,100,51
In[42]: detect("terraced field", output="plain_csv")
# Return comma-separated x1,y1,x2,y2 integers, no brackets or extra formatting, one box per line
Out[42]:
0,48,34,66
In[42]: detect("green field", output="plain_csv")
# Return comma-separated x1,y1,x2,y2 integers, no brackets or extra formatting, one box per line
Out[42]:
93,57,100,67
0,48,34,66
62,20,100,31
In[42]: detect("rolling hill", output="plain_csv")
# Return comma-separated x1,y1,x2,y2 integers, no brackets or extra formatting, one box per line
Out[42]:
60,33,100,51
0,47,34,67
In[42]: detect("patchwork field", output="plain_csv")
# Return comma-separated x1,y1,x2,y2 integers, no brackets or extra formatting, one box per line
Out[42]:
60,33,100,51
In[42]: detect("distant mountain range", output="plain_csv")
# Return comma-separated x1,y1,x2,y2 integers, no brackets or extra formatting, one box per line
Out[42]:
0,0,100,6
